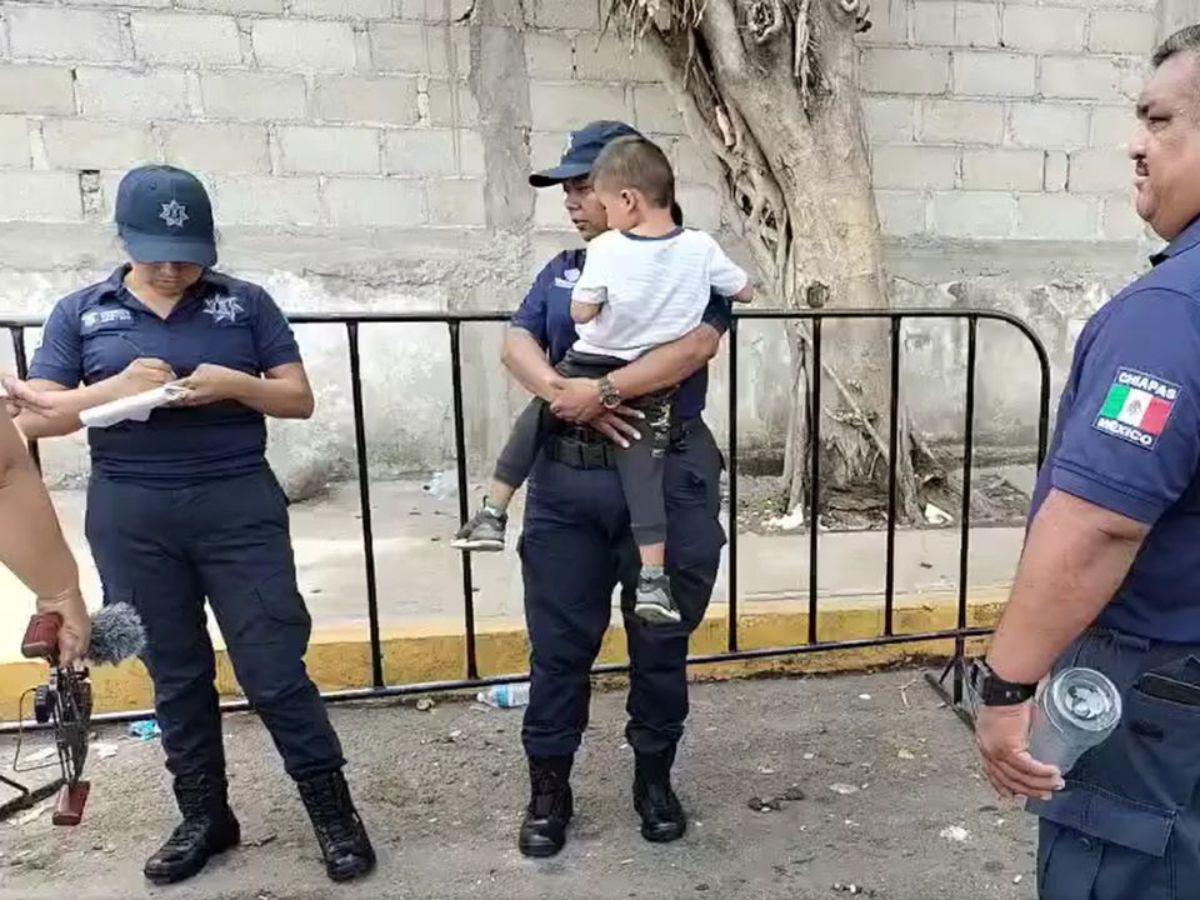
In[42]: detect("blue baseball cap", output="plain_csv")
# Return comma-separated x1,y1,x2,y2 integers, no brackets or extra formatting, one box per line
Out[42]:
529,120,643,187
115,165,217,268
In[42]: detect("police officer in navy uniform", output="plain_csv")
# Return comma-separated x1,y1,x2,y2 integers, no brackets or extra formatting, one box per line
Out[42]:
502,122,730,856
15,166,374,885
973,28,1200,898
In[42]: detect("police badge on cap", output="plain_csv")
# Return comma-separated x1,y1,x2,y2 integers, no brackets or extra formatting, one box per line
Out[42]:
114,165,218,268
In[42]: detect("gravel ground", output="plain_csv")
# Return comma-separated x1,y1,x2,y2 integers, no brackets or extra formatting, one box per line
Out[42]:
0,670,1036,900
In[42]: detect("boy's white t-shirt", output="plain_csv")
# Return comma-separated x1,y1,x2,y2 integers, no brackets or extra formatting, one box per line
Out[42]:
571,227,748,361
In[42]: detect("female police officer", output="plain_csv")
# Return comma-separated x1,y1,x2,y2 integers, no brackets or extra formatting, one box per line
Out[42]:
15,166,374,885
500,122,729,856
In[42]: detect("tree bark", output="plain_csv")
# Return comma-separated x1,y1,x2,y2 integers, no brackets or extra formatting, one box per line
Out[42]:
609,0,923,520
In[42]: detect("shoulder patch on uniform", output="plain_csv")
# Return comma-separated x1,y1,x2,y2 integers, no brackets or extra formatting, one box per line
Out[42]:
1093,367,1180,450
553,268,581,290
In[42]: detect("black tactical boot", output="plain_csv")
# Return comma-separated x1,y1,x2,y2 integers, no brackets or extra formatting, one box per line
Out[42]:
518,755,574,858
144,771,241,885
633,748,686,843
297,770,376,883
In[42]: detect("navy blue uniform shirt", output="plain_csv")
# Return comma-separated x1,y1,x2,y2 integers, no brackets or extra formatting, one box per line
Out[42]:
1030,215,1200,641
510,248,732,419
30,265,301,486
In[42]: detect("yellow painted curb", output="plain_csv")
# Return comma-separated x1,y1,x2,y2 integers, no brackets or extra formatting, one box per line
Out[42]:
0,587,1008,721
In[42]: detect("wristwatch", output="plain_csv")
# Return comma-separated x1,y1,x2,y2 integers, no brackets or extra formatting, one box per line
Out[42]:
598,375,622,411
970,659,1037,706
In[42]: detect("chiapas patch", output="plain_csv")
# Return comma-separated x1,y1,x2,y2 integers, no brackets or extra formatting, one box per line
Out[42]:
1093,368,1179,450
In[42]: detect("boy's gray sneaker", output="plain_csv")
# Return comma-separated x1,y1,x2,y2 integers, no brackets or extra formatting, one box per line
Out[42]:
634,572,681,625
451,504,507,551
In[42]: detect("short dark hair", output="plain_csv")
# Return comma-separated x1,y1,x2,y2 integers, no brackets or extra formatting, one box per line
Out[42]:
1153,24,1200,68
591,136,675,209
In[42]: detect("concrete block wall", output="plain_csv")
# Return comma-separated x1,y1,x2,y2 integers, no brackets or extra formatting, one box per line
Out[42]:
0,0,716,248
862,0,1158,243
0,0,1178,484
0,1,487,231
0,0,722,485
520,26,719,241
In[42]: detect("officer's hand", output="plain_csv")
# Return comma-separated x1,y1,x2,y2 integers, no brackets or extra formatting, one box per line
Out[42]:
590,411,644,449
1,375,59,416
119,358,176,395
549,377,607,423
36,586,91,667
976,702,1064,801
172,364,248,407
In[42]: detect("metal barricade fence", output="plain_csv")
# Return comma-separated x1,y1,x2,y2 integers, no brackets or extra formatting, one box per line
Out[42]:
0,308,1051,728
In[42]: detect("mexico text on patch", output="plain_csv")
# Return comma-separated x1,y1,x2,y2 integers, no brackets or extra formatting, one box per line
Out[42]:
1093,367,1180,450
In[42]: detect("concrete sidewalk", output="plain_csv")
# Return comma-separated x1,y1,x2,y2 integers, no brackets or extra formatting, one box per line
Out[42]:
0,669,1036,899
0,481,1024,661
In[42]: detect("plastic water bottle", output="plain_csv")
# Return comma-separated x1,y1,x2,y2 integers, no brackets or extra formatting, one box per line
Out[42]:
477,682,530,709
1028,667,1122,775
425,470,458,501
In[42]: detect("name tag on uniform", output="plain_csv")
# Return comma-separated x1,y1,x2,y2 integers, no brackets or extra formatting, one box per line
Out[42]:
81,308,133,329
1093,367,1179,450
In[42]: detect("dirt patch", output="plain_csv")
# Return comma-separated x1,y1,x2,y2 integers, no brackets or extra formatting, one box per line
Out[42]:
733,467,1031,536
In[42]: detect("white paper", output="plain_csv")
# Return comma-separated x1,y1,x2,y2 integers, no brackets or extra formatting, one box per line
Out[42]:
80,385,188,429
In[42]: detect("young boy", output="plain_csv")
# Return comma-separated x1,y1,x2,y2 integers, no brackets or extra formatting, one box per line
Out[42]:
453,136,753,624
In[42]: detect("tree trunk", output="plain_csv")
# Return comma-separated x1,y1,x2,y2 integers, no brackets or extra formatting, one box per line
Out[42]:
608,0,923,521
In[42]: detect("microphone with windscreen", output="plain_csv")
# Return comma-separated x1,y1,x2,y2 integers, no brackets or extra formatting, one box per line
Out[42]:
86,602,147,665
21,601,146,666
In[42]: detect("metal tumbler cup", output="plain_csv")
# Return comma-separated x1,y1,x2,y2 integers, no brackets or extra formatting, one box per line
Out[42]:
1027,667,1122,775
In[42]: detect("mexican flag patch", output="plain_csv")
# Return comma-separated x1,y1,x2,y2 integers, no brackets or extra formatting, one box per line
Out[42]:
1093,367,1180,450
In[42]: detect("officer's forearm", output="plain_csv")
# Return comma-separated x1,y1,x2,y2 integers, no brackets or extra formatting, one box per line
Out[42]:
502,328,560,402
608,323,721,401
230,366,314,419
987,489,1149,685
15,408,77,439
0,412,80,600
15,377,130,439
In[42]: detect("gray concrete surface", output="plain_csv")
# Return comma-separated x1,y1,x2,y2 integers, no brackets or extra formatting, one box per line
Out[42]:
0,670,1036,899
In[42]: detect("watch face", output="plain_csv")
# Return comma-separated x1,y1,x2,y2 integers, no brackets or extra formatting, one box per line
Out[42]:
599,379,620,410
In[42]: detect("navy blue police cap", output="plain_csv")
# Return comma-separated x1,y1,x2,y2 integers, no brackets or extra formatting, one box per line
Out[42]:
529,120,644,187
115,165,217,268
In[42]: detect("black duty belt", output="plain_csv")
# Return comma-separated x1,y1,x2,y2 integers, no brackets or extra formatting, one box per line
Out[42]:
547,418,699,470
546,437,618,469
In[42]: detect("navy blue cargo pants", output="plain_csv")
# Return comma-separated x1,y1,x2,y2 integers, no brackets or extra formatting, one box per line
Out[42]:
85,466,344,781
1028,627,1200,899
519,418,726,758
